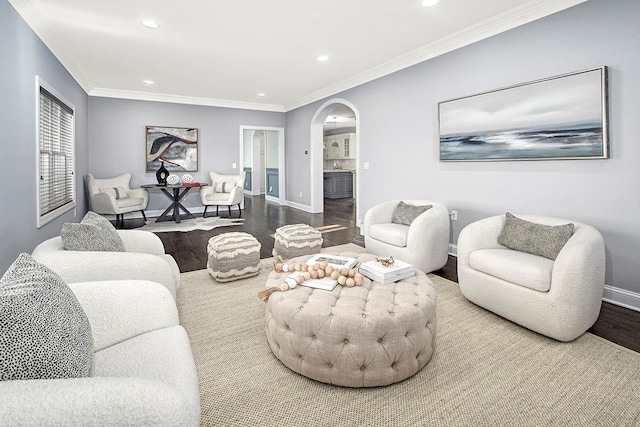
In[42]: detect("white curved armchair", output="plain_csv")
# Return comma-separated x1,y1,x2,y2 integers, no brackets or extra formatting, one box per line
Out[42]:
200,171,246,218
86,173,148,228
457,214,605,342
363,199,450,273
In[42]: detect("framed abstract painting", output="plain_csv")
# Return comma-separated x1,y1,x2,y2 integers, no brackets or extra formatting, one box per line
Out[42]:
146,126,199,172
439,66,608,161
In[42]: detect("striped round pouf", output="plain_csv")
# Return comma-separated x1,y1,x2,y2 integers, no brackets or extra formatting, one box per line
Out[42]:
207,232,261,282
272,224,323,262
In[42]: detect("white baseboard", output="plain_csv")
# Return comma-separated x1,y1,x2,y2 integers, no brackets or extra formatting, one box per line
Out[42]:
447,243,639,312
285,201,313,212
603,286,640,312
448,243,458,257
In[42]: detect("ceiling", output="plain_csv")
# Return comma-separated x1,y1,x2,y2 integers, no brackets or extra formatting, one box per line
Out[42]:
10,0,584,112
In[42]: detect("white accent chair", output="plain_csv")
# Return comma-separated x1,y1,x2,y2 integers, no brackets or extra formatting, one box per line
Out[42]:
86,173,149,228
32,229,180,300
363,199,450,273
200,171,246,218
457,214,605,342
0,280,200,426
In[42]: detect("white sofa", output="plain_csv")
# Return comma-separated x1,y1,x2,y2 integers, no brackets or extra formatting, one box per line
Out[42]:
0,279,200,426
32,229,180,299
363,199,450,273
457,214,605,342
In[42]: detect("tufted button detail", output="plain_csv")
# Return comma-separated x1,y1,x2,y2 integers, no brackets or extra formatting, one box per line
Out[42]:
264,255,437,388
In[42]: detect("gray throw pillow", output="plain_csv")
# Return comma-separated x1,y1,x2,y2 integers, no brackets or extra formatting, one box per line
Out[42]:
61,211,125,251
0,253,93,381
391,201,433,226
498,213,574,260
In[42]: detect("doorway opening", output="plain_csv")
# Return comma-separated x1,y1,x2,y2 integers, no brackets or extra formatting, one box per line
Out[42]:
239,126,285,206
310,99,360,227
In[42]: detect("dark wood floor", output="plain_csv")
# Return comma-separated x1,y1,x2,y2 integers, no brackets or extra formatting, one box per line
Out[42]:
124,195,640,353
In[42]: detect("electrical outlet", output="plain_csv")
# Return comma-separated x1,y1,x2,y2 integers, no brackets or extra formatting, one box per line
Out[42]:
450,210,458,221
363,162,370,170
232,163,237,169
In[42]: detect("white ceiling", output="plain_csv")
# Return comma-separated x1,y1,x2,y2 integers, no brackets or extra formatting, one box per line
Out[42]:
9,0,584,112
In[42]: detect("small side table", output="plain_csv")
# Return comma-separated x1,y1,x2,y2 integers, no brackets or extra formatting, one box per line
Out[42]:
141,183,206,223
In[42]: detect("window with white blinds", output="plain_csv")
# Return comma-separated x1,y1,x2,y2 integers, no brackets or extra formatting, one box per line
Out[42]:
37,77,76,227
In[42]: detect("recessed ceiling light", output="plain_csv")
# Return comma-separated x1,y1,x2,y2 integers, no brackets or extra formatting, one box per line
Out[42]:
142,20,159,29
143,80,155,85
257,93,266,98
421,0,440,7
317,55,329,62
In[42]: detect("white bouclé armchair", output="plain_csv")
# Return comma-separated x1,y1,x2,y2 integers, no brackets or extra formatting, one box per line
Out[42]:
457,214,606,342
363,199,450,273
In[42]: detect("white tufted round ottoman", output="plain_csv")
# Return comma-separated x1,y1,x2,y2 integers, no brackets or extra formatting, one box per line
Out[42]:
264,252,437,388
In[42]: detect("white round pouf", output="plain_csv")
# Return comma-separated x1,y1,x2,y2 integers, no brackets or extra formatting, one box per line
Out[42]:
264,252,437,388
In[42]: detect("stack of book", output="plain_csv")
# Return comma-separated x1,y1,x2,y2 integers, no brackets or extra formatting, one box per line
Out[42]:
359,258,414,284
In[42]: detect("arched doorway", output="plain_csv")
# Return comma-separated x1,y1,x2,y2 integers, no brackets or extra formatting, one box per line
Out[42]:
310,99,360,226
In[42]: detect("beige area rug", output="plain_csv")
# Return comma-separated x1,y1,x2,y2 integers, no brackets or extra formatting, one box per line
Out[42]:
177,243,640,426
139,216,244,233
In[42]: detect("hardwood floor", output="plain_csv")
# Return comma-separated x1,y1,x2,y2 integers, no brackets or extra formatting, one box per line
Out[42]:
128,195,640,353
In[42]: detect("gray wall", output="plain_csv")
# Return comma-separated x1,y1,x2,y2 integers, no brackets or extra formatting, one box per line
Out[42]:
88,98,285,212
284,0,640,296
3,0,638,300
0,0,89,273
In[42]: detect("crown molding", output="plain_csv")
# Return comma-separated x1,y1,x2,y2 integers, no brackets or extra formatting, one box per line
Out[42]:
8,0,94,94
283,0,587,111
89,88,286,112
10,0,585,113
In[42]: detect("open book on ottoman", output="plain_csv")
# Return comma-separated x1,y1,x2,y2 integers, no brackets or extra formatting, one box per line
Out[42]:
359,257,415,284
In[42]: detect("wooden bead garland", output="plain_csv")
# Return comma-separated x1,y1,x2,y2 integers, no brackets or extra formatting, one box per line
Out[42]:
257,261,365,302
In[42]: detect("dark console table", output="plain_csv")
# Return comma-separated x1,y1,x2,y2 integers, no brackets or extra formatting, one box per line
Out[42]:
141,183,206,223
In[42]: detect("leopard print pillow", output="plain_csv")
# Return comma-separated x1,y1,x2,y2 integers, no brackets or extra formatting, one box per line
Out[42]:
0,253,93,380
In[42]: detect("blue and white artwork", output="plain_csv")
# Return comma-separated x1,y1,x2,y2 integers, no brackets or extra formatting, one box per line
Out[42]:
439,67,608,161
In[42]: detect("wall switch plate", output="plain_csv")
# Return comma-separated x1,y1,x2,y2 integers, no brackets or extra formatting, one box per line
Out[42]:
450,210,458,221
300,192,303,197
232,163,237,169
363,162,370,170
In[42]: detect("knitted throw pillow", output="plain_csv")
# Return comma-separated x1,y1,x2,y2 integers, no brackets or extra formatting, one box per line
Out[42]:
391,201,433,226
498,213,574,260
0,253,93,381
61,211,125,251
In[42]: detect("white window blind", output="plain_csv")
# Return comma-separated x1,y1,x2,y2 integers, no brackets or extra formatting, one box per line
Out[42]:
37,78,75,227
